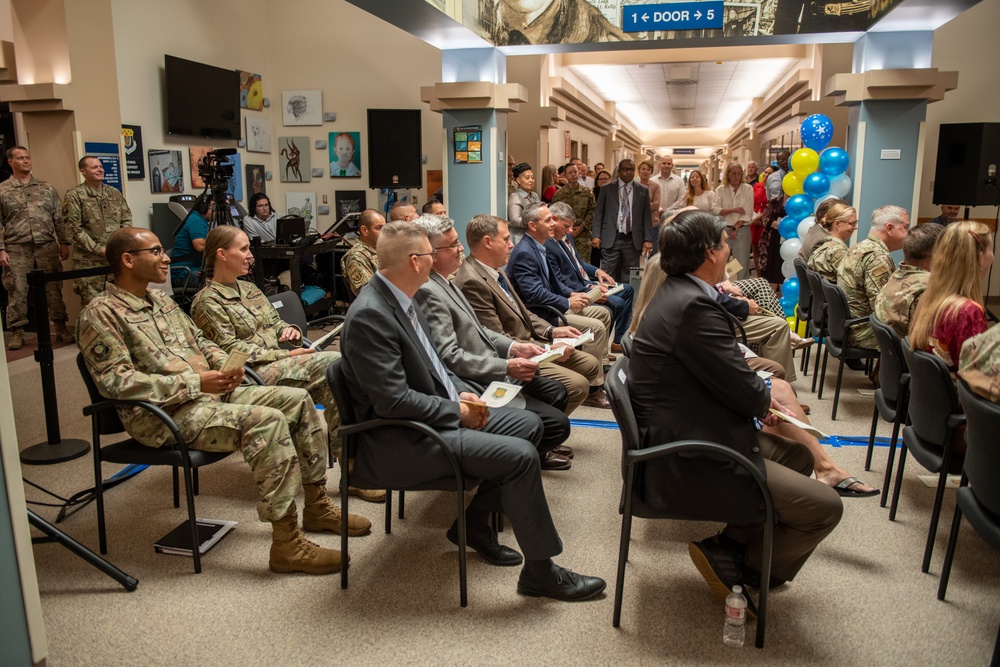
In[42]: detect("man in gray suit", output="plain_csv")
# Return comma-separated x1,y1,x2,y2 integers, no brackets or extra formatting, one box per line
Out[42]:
412,214,573,470
340,221,606,601
592,158,654,282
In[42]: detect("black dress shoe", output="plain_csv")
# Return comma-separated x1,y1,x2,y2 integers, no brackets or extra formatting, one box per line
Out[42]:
447,522,523,566
551,444,574,459
743,567,787,590
541,450,572,470
688,536,748,609
517,563,607,601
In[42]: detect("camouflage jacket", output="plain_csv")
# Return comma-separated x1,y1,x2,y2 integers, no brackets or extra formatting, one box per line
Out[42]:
959,325,1000,404
62,182,133,261
0,175,68,250
190,280,300,367
873,264,929,339
78,282,228,446
807,235,848,284
551,184,596,259
342,240,378,297
837,233,895,320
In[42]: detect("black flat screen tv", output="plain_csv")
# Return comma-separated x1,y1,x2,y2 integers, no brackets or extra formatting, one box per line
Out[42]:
165,55,240,140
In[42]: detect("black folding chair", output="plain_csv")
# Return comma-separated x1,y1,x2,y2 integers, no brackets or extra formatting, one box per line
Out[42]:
266,290,343,349
867,313,910,507
605,356,775,649
793,259,813,375
819,279,880,420
804,269,829,393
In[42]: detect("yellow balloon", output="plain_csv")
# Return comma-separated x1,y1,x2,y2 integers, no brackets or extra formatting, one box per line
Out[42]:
790,148,819,175
782,171,804,196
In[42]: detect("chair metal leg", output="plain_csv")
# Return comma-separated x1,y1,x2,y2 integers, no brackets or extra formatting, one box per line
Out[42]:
385,491,393,534
811,338,824,393
922,464,952,573
613,465,637,629
991,622,1000,667
831,358,846,420
880,414,903,507
801,344,811,376
889,444,908,521
456,481,468,608
755,513,773,650
179,462,202,574
172,466,180,508
937,478,967,600
92,421,108,555
398,489,406,520
193,468,200,496
865,404,879,471
341,454,349,591
818,345,830,400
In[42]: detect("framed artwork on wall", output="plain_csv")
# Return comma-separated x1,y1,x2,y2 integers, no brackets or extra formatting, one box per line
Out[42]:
189,146,212,188
286,192,317,229
282,90,322,126
334,190,366,219
278,136,310,182
246,117,272,153
329,131,361,177
239,71,263,110
246,163,266,197
147,149,184,193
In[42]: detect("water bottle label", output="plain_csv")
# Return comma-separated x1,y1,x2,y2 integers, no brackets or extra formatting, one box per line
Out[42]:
725,605,745,620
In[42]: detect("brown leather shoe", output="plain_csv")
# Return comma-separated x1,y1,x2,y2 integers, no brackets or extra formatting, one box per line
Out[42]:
610,343,623,353
581,388,610,409
551,444,574,459
541,450,571,470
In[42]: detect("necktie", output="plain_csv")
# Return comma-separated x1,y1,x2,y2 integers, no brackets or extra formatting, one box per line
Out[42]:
564,238,587,280
495,271,516,305
406,303,460,401
621,185,632,234
339,169,346,176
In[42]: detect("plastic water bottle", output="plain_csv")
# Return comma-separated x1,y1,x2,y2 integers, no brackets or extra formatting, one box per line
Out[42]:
723,585,747,648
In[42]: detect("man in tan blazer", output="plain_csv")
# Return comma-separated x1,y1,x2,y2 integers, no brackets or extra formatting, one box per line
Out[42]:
454,214,608,412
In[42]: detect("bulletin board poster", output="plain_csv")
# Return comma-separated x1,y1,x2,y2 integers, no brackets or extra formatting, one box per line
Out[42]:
84,141,124,192
122,125,144,179
453,125,482,164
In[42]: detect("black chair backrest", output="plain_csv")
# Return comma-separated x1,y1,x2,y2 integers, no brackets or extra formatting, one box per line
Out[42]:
325,359,358,457
820,279,851,345
958,380,1000,517
869,313,908,404
620,330,633,358
76,353,126,436
605,356,641,469
805,269,827,331
267,290,309,333
900,345,962,447
793,259,812,318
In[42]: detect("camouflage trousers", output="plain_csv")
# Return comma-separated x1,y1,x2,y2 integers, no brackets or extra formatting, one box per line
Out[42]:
254,350,342,458
168,385,327,522
848,323,879,351
1,242,68,329
72,256,113,308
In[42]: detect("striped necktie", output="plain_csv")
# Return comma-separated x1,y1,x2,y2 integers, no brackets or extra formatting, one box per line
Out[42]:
406,303,460,401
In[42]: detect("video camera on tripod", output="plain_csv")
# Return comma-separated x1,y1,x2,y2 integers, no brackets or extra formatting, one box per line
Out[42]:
199,147,237,227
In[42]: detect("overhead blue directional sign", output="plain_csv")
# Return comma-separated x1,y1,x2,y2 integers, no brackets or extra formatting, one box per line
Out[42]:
622,1,725,32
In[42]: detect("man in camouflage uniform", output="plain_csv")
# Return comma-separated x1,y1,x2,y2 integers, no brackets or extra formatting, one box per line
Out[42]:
342,209,384,297
78,227,369,575
550,162,596,261
959,325,1000,404
0,146,74,349
837,205,910,349
62,156,132,307
807,234,848,283
873,222,942,339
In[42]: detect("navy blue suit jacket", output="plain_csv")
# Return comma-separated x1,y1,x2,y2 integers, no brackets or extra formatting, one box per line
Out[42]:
507,235,573,320
545,236,597,292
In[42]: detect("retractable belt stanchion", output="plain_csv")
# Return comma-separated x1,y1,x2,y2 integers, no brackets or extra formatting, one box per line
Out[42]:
18,265,109,465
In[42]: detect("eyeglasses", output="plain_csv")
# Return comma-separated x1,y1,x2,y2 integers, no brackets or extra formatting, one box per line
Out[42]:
410,251,437,258
434,241,463,251
126,246,165,257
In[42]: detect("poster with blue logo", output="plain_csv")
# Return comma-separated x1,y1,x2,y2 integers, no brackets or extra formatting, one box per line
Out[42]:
84,142,124,192
121,125,144,179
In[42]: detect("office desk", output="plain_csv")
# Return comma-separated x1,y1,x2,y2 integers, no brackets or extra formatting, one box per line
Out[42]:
252,238,351,317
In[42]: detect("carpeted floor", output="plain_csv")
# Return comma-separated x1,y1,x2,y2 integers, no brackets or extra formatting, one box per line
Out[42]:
11,342,1000,666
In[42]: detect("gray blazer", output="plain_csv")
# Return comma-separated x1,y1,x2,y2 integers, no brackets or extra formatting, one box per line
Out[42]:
593,179,654,251
414,271,513,390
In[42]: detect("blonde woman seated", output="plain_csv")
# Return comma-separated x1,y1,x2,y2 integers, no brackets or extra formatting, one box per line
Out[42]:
807,203,858,283
631,248,877,497
190,226,385,510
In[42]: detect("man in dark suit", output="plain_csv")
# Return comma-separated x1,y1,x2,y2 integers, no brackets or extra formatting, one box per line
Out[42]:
506,203,612,365
592,158,653,282
341,221,605,601
455,214,609,411
411,214,574,470
628,209,842,607
548,201,634,352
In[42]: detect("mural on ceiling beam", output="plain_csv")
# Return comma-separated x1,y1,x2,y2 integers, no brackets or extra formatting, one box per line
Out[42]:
428,0,905,44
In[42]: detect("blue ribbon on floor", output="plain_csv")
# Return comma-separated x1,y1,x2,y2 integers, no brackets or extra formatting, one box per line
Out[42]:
569,419,898,449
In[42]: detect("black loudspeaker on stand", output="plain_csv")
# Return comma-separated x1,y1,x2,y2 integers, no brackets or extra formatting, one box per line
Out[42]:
933,123,1000,207
367,109,422,190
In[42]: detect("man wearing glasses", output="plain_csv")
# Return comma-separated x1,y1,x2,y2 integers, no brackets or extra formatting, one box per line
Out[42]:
79,227,351,575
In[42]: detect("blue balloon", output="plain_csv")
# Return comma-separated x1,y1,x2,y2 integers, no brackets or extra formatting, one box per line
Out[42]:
785,194,815,221
801,114,834,151
782,276,800,303
819,147,850,176
778,216,799,239
779,297,796,318
802,171,831,199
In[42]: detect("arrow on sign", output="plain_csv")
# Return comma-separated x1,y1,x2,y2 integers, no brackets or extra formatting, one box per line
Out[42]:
642,12,649,21
694,10,702,18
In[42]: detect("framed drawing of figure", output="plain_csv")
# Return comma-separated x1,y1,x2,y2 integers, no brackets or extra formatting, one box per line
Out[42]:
329,131,361,177
278,136,310,182
246,163,266,197
282,90,322,126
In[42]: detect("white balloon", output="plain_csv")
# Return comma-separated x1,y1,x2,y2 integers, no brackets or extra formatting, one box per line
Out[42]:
797,216,816,239
781,260,796,279
813,194,837,212
829,173,852,198
780,238,802,262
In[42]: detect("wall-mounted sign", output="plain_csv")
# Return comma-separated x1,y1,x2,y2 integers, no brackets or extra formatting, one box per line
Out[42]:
622,1,724,32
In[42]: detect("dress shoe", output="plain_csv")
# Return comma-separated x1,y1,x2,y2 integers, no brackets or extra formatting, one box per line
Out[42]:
688,535,757,619
551,444,574,459
581,388,610,409
610,342,623,353
447,522,523,566
517,562,607,601
540,450,571,471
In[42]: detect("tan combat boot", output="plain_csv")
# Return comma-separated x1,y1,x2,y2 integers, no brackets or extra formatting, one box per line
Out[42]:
53,322,75,344
269,506,343,575
302,479,372,536
348,486,387,503
7,329,24,350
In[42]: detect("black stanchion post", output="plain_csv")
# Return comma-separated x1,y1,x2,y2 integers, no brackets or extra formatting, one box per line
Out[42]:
18,268,90,465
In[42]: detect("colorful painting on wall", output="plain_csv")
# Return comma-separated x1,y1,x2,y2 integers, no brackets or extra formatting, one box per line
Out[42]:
329,131,361,177
239,71,263,110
